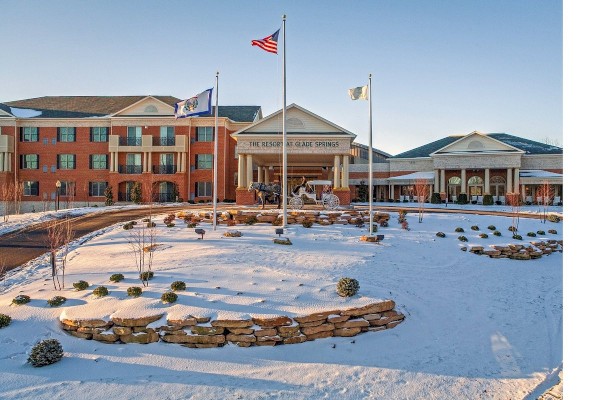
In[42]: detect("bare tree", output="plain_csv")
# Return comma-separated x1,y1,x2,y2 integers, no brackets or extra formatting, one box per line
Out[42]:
127,221,156,287
0,254,8,287
47,216,74,290
1,180,15,222
14,180,24,215
414,178,429,223
536,180,554,223
506,192,521,237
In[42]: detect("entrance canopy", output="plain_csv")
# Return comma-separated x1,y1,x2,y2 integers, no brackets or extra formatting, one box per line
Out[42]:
387,171,434,184
519,170,563,185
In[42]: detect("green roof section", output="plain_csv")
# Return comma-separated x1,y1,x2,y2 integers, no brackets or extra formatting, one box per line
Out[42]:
392,133,562,158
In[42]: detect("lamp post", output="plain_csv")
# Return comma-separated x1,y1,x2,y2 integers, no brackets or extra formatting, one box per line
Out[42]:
55,180,61,211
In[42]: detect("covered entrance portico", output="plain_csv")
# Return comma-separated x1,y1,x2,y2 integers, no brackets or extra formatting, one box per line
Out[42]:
231,104,356,206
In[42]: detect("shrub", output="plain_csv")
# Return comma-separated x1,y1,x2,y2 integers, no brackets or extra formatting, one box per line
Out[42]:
302,220,313,228
161,292,178,303
0,313,12,328
457,236,468,242
482,194,494,205
336,277,360,297
548,229,558,234
495,200,502,205
527,232,537,237
245,215,258,225
12,295,31,305
436,232,446,238
537,230,546,235
187,223,197,228
93,286,109,297
166,223,175,228
380,220,389,227
493,230,502,236
479,233,488,239
548,214,561,223
27,339,63,367
487,225,496,230
457,193,468,204
140,271,154,281
512,234,523,240
73,280,89,291
147,222,156,228
431,193,442,204
47,296,67,307
455,227,464,232
471,200,477,205
123,222,134,230
371,224,378,233
109,273,124,282
471,225,479,231
127,286,143,297
142,218,150,222
130,221,138,225
508,226,517,232
170,281,186,291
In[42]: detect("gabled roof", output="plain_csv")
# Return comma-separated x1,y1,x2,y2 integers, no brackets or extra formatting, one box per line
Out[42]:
392,132,562,158
0,103,14,117
3,96,261,122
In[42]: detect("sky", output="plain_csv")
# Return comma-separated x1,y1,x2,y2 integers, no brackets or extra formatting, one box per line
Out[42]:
0,0,562,155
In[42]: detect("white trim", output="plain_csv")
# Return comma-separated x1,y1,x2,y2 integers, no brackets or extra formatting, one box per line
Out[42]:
430,131,524,156
110,96,175,117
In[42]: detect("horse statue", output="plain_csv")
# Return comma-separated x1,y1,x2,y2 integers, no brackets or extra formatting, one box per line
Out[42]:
248,182,281,210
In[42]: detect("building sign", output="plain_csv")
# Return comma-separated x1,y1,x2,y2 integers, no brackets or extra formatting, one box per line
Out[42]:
237,138,351,154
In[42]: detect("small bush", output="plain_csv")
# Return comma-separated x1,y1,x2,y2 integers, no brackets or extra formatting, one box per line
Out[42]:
336,277,360,297
0,314,12,328
471,225,479,231
27,339,63,367
170,281,186,291
127,287,142,297
527,232,537,237
187,223,197,228
455,227,464,232
166,223,175,228
73,280,89,291
512,234,523,240
12,295,31,305
457,193,468,205
371,224,378,233
436,232,446,238
271,219,282,226
142,218,150,222
130,221,138,225
537,230,546,235
548,229,558,234
302,220,313,228
493,230,502,236
548,214,561,223
487,225,496,230
479,233,488,239
458,236,468,242
508,226,517,232
123,223,134,230
47,296,67,307
245,215,258,225
140,271,154,281
109,273,124,282
483,194,494,205
161,292,178,303
93,286,109,297
495,200,502,205
431,193,442,204
147,222,156,228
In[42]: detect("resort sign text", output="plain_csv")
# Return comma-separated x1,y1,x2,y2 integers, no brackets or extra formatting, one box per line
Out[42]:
237,138,351,154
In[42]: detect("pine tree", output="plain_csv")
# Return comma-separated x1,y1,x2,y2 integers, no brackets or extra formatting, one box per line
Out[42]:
357,180,368,202
130,182,142,204
104,185,114,206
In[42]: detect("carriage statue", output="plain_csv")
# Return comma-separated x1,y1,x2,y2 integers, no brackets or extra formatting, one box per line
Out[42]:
289,179,340,210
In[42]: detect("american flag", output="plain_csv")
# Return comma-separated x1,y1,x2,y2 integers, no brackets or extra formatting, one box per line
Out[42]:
251,29,279,54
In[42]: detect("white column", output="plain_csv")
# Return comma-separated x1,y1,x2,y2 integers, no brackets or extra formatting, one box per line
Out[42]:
257,165,263,183
461,169,466,193
390,184,395,200
7,153,11,172
521,184,526,201
484,168,490,194
237,154,245,188
181,153,186,172
333,155,340,189
506,168,513,193
434,169,439,192
114,152,119,172
342,155,349,188
264,167,269,184
246,154,253,186
440,169,446,194
0,152,4,172
514,168,520,194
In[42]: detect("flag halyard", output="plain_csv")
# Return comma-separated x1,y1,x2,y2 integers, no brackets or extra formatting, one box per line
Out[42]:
174,89,213,118
348,85,369,100
251,29,280,54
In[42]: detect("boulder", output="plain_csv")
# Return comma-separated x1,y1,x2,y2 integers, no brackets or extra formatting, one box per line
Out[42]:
327,315,350,324
305,331,334,341
334,327,362,337
120,330,160,344
278,325,301,337
93,332,120,343
112,314,163,327
255,328,278,337
211,319,253,328
334,318,369,329
113,326,132,335
283,335,307,345
301,323,335,336
225,334,257,343
294,310,340,324
191,326,225,335
227,328,255,335
252,316,293,328
341,300,395,317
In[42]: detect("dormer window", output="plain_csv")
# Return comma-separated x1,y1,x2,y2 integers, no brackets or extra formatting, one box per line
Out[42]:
144,105,158,113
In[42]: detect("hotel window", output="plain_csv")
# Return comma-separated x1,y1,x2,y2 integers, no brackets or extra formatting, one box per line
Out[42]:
58,154,76,169
20,154,39,169
196,127,214,142
20,127,39,142
159,126,175,145
90,127,108,142
126,126,142,146
58,127,76,142
59,181,75,196
23,181,39,196
195,182,212,197
195,154,213,169
89,181,108,197
90,154,108,170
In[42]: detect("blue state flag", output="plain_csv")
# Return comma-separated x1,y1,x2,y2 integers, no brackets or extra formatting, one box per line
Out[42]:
174,89,213,118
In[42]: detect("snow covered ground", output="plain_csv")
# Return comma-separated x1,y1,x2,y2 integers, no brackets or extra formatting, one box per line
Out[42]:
0,208,563,399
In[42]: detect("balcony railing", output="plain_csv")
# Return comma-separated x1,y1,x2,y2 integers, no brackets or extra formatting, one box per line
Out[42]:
118,165,143,174
118,192,132,202
153,136,176,146
119,137,142,146
153,165,177,174
154,192,177,203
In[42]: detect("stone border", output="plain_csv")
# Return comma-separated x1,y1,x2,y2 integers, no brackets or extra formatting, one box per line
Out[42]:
463,239,563,260
60,300,404,348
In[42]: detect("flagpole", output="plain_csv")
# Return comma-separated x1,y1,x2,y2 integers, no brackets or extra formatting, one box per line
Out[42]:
213,71,219,231
281,14,288,229
368,74,373,235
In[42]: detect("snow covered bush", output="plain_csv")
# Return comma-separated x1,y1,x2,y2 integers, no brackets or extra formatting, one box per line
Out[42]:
547,214,560,223
161,292,178,303
537,230,545,235
123,222,134,230
471,225,479,231
455,227,464,232
127,287,142,297
245,215,258,225
0,313,11,328
493,231,502,236
73,280,89,291
93,286,109,297
527,232,536,237
110,273,124,282
508,226,517,232
457,236,468,242
12,295,31,305
336,277,360,297
302,220,313,228
170,281,186,291
187,223,197,228
47,296,66,307
487,225,496,230
147,222,156,228
436,232,446,238
140,271,154,281
479,233,488,239
512,234,523,240
548,229,557,234
27,339,63,367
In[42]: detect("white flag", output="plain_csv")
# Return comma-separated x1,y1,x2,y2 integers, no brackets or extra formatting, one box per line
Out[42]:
348,85,368,100
174,88,213,118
